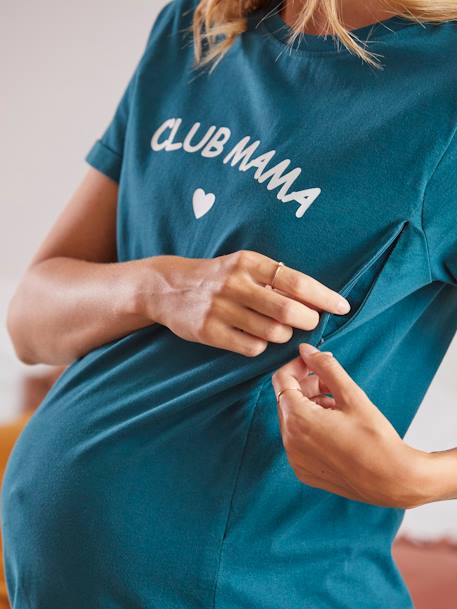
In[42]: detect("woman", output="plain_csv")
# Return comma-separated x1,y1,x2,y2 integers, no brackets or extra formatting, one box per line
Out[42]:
2,0,457,607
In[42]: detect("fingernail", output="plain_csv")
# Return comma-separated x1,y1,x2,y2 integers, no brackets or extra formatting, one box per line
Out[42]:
299,343,319,356
337,298,351,314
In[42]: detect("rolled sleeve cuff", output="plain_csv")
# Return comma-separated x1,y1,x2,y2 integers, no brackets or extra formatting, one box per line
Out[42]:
84,139,122,183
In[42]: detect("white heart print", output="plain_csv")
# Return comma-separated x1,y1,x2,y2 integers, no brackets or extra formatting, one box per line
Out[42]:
192,188,216,219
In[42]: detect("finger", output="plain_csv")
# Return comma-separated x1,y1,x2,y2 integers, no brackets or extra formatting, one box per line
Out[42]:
272,376,322,431
223,300,294,344
207,318,269,358
299,343,367,407
299,373,324,399
249,255,351,315
271,358,304,402
272,354,326,400
318,378,332,395
272,350,334,401
313,395,337,409
300,356,333,397
272,353,308,380
237,281,321,332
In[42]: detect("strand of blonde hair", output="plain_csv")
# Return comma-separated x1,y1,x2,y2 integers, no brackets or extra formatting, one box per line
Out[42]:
187,0,457,71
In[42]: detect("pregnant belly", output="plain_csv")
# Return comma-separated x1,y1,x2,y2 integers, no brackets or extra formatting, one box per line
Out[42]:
1,323,412,609
1,323,275,609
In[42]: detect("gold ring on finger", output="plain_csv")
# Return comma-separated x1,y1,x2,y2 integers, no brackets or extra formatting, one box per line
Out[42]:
266,260,285,290
276,387,303,406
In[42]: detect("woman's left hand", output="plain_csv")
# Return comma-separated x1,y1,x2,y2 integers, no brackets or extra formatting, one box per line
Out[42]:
271,343,433,509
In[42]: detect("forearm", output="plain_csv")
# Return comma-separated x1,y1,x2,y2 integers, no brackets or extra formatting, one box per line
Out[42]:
418,447,457,504
399,444,457,509
6,256,165,366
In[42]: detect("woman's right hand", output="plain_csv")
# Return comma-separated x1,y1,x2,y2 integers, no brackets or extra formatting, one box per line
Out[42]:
137,250,351,357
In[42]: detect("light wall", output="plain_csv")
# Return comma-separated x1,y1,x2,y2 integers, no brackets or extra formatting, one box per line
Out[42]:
1,0,456,540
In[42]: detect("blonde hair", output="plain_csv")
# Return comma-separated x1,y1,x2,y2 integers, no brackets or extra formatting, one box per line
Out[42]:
189,0,457,70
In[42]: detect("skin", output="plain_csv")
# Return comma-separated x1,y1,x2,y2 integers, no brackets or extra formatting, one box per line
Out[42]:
281,0,395,35
6,0,457,509
272,0,457,510
272,345,457,509
6,166,350,365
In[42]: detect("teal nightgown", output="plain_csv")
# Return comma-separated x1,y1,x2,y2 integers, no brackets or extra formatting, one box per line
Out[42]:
2,0,457,607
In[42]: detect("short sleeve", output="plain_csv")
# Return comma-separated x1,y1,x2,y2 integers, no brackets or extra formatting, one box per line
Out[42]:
84,0,178,183
422,128,457,286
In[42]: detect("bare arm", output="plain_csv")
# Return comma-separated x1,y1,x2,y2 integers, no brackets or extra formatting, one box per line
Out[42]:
7,168,352,367
6,167,160,366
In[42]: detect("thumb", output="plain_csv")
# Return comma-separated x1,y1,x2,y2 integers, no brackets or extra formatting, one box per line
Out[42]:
299,343,368,408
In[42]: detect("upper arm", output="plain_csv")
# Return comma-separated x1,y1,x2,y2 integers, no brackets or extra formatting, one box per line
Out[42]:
28,166,119,268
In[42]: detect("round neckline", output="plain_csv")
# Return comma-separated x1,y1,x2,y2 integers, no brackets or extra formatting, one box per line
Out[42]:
250,0,422,54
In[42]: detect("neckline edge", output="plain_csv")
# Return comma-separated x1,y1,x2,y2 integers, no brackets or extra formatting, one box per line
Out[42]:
248,1,427,54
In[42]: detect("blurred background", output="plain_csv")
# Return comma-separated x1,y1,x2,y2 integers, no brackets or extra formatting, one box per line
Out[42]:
1,1,457,607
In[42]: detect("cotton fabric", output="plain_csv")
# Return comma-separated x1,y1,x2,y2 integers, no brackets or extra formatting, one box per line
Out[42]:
2,0,457,607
